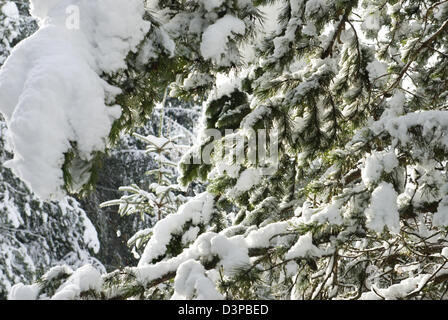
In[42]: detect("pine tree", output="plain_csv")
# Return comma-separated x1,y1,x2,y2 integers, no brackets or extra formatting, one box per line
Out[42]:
3,0,448,300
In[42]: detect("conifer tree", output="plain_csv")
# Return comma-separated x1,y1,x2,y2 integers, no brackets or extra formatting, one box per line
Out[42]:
3,0,448,300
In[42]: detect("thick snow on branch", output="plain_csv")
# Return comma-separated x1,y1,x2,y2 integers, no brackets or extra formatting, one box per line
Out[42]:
138,192,215,266
171,259,223,300
8,264,102,300
0,0,149,200
200,14,245,66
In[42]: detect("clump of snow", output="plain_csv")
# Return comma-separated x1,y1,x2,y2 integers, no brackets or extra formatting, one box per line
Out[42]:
365,182,400,234
371,111,448,149
2,1,19,18
361,151,398,186
245,221,290,248
0,0,150,200
210,235,250,275
309,202,343,225
228,168,262,197
8,264,102,300
200,14,245,66
182,226,201,245
360,274,431,300
361,7,382,31
8,283,40,300
134,231,249,288
51,265,103,300
171,259,223,300
212,73,242,100
285,232,326,260
138,192,215,265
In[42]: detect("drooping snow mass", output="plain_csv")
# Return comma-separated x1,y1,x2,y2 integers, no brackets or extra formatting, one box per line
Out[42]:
0,0,150,200
210,234,250,274
171,259,223,300
365,182,400,234
361,151,399,186
200,14,245,66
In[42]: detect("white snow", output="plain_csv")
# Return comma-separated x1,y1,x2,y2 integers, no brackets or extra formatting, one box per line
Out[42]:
245,221,290,248
360,274,431,300
285,232,326,260
308,201,343,225
0,0,150,200
199,0,225,12
361,151,398,186
210,234,250,275
2,2,19,19
138,192,215,266
442,248,448,259
134,231,249,287
365,182,400,234
305,0,326,19
59,197,100,253
200,14,245,66
51,265,102,300
182,226,201,245
372,111,448,149
228,168,262,197
8,283,40,300
171,259,223,300
134,133,172,150
8,264,102,300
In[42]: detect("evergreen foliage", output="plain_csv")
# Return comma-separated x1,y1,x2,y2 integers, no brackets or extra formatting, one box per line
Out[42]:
3,0,448,300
